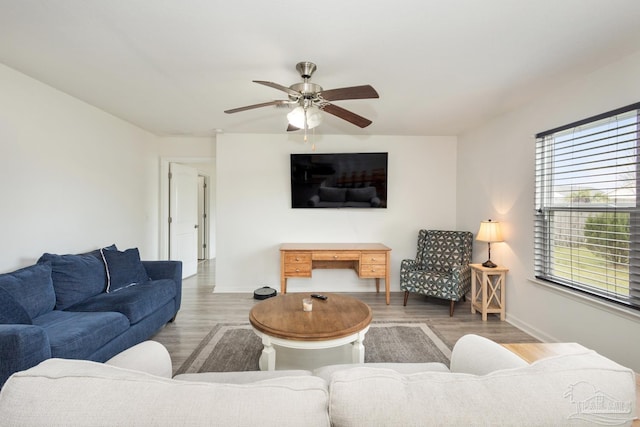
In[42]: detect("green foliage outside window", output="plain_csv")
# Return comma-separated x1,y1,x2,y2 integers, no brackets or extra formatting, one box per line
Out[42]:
584,212,629,265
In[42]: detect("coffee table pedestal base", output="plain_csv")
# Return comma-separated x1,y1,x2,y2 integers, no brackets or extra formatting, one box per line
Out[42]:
253,327,370,371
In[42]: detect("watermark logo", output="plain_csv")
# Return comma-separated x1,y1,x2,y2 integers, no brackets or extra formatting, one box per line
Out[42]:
564,381,634,425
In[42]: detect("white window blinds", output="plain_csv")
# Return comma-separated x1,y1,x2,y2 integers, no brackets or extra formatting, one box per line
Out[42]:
534,102,640,309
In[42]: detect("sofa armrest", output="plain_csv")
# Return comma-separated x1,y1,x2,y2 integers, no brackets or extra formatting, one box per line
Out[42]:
142,261,182,312
105,341,172,378
0,324,51,388
449,334,528,375
142,260,182,282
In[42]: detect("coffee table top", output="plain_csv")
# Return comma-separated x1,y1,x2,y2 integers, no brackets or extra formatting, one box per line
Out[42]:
249,293,372,341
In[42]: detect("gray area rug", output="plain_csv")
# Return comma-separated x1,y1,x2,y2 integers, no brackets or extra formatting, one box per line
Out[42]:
176,321,451,375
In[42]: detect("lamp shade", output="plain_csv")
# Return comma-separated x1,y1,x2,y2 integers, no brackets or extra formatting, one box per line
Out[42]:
476,220,504,243
287,105,323,129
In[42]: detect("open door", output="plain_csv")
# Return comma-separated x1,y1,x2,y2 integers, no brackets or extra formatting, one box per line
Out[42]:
169,162,198,278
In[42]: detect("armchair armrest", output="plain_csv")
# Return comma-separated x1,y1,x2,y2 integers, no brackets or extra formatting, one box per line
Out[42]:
400,259,418,272
0,324,51,388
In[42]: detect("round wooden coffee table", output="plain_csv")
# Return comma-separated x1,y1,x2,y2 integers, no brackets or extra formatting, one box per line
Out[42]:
249,293,372,371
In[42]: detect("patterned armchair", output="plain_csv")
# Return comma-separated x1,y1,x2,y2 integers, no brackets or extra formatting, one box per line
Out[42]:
400,230,473,316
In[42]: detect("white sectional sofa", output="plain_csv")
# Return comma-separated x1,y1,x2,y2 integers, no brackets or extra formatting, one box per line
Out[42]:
0,335,636,426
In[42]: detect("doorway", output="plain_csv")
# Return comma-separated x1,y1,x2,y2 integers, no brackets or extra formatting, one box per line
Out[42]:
197,175,208,260
159,157,214,279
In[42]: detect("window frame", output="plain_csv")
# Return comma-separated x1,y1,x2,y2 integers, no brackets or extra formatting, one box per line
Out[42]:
534,102,640,311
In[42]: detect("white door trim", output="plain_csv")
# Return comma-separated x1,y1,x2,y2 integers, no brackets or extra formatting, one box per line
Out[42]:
159,157,214,260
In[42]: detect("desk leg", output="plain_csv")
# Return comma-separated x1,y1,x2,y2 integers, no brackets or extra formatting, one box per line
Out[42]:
375,278,380,293
280,253,287,294
385,256,390,305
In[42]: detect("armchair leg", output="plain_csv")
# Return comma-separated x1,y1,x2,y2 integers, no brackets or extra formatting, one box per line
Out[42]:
449,300,455,317
403,291,409,306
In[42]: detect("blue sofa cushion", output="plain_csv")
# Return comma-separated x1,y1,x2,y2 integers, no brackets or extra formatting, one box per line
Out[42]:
0,288,32,325
33,310,129,359
101,248,150,293
0,263,55,319
38,253,107,310
66,279,176,324
82,243,117,260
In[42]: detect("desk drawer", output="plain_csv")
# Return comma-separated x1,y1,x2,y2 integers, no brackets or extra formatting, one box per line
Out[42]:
284,252,312,264
312,251,360,261
360,252,387,265
359,264,386,278
284,263,312,277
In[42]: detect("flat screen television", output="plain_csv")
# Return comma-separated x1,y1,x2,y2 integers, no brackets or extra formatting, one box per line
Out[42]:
290,152,388,208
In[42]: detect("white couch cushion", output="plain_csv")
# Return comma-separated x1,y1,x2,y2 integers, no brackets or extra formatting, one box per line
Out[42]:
329,352,636,426
313,362,449,383
0,359,330,427
174,369,313,384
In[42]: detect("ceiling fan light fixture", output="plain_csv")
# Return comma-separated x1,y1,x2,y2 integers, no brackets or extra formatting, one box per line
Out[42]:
287,105,323,129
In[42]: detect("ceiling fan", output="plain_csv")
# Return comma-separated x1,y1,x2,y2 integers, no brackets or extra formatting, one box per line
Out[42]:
224,61,379,131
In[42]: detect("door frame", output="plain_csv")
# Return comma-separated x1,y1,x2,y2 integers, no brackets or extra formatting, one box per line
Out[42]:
159,157,214,260
197,174,209,260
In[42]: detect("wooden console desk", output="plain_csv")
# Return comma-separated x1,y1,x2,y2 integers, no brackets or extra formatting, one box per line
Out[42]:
280,243,391,304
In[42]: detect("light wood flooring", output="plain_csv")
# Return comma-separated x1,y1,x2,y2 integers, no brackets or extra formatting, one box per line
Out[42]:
152,260,538,375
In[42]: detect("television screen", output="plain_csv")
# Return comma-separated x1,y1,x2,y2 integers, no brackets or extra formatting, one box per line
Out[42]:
290,152,388,208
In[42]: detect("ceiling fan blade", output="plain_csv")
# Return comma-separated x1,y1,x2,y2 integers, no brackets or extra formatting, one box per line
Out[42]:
224,100,288,114
287,124,300,132
253,80,301,97
320,85,379,101
322,103,373,128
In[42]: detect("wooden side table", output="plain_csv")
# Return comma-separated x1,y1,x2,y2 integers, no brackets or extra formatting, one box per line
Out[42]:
470,263,508,321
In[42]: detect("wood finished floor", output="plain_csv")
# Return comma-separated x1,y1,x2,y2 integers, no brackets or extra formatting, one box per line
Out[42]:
152,260,538,375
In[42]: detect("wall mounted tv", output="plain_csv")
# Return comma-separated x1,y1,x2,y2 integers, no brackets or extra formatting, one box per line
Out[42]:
290,152,388,209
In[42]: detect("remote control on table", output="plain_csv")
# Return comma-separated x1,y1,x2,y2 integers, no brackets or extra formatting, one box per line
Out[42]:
311,294,328,300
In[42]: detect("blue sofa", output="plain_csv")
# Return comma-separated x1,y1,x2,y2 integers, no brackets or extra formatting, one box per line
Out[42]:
0,245,182,388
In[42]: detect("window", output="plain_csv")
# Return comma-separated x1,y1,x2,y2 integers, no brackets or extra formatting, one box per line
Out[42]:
534,102,640,310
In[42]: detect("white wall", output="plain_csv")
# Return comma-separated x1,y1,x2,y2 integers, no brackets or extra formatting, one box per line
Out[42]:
0,63,161,271
456,49,640,371
215,133,458,295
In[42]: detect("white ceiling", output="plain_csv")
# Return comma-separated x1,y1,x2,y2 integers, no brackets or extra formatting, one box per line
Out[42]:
1,0,640,137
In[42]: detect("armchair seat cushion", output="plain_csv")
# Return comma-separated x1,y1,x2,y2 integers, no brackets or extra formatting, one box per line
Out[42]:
402,270,464,300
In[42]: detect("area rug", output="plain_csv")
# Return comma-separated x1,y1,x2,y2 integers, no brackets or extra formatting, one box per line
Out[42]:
175,321,452,375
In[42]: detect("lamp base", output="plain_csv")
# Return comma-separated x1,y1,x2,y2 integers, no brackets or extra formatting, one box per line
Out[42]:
482,259,497,268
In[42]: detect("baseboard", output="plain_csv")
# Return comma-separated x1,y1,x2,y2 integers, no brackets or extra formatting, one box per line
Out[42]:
505,313,559,343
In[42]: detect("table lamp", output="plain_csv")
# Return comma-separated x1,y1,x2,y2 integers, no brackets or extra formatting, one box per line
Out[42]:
476,219,503,268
